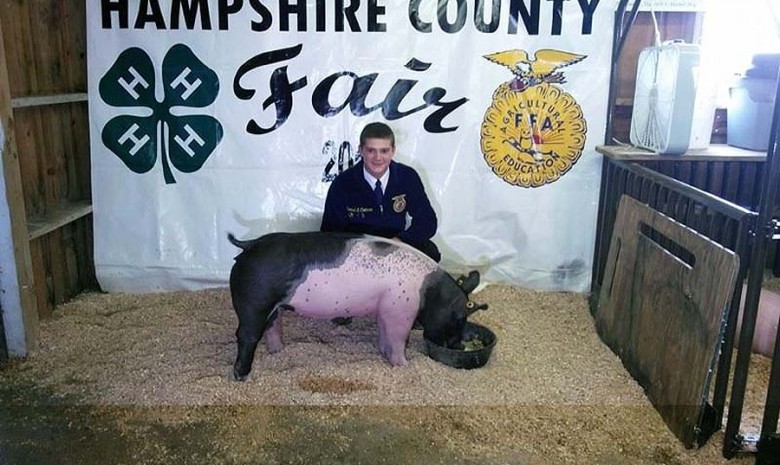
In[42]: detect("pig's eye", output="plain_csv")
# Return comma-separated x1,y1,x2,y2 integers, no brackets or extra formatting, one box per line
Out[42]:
466,302,475,309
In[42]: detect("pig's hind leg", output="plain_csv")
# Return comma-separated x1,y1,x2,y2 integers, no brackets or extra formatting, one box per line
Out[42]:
263,304,293,353
234,323,262,381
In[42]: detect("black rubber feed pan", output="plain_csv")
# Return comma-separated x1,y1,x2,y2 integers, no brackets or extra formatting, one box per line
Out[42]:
424,322,497,369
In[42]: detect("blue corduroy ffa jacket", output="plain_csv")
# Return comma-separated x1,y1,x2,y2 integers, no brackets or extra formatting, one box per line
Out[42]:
320,160,437,247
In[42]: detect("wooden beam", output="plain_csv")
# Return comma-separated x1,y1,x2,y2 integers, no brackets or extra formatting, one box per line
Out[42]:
0,19,40,356
11,93,87,108
28,200,92,241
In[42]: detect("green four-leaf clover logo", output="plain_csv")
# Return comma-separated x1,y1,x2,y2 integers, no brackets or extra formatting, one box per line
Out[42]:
99,44,223,184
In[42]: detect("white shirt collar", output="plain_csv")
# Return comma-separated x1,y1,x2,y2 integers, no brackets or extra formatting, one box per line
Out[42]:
363,167,390,193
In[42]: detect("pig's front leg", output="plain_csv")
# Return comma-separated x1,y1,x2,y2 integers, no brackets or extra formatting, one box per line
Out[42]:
263,308,284,353
376,305,414,366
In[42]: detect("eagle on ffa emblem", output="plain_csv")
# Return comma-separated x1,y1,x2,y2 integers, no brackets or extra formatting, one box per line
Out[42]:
480,48,588,188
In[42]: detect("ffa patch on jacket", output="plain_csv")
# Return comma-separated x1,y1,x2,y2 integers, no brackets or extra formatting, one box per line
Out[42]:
392,194,407,213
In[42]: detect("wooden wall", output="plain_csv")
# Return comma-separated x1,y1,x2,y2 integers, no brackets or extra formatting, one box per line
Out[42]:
0,0,95,327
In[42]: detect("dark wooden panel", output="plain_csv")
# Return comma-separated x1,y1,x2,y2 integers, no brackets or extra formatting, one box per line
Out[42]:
30,216,96,317
596,196,739,448
69,103,91,199
1,0,87,96
0,1,36,96
13,104,89,214
11,107,42,213
1,0,93,321
75,214,96,290
29,234,49,319
60,0,88,90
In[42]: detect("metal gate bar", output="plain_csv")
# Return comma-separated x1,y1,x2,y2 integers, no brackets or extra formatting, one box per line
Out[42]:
599,3,780,461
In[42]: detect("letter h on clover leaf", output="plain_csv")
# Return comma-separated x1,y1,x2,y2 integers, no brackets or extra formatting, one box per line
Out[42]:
99,44,223,184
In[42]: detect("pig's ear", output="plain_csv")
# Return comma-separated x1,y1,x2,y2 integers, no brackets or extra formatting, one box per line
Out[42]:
456,270,480,294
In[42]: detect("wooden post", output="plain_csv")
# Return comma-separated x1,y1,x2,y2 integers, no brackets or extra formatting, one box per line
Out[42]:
0,19,39,356
0,121,8,364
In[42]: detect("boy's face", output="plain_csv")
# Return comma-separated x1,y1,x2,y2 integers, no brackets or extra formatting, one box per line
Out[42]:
360,137,395,179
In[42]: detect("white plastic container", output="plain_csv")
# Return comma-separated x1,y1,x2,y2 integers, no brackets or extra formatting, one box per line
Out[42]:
688,67,718,150
727,54,779,152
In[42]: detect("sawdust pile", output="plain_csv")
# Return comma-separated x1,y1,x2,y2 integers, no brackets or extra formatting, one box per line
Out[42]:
22,286,648,406
8,284,770,464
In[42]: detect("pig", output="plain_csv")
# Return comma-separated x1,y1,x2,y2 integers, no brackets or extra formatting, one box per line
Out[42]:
228,232,488,381
736,285,779,358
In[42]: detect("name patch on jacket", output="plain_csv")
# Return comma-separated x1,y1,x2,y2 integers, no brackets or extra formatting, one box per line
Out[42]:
347,206,374,218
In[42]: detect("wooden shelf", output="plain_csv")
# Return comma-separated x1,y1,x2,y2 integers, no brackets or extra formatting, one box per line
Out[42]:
596,144,767,162
11,93,87,109
27,200,92,241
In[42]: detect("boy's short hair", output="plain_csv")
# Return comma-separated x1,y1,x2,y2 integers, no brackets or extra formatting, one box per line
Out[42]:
359,122,395,147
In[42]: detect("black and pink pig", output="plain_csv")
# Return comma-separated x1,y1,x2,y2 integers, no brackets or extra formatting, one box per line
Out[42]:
228,232,487,381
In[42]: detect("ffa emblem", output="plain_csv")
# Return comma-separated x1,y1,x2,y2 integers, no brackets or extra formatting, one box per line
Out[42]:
480,49,588,188
392,194,407,213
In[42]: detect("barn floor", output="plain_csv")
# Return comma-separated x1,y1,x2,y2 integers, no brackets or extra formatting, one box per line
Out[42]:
0,284,770,464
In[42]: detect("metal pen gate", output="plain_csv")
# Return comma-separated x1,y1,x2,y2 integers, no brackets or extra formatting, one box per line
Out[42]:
594,1,780,462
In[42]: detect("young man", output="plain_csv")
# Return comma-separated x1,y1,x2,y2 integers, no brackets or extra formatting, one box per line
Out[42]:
320,122,441,262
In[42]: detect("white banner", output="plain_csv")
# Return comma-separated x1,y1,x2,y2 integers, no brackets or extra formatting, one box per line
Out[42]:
87,0,617,293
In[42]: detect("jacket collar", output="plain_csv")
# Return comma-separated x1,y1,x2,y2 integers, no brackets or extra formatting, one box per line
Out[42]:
354,160,397,190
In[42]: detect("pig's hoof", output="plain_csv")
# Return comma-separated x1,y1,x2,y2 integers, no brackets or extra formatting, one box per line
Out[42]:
233,367,250,382
388,353,409,366
265,339,283,354
332,317,353,326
